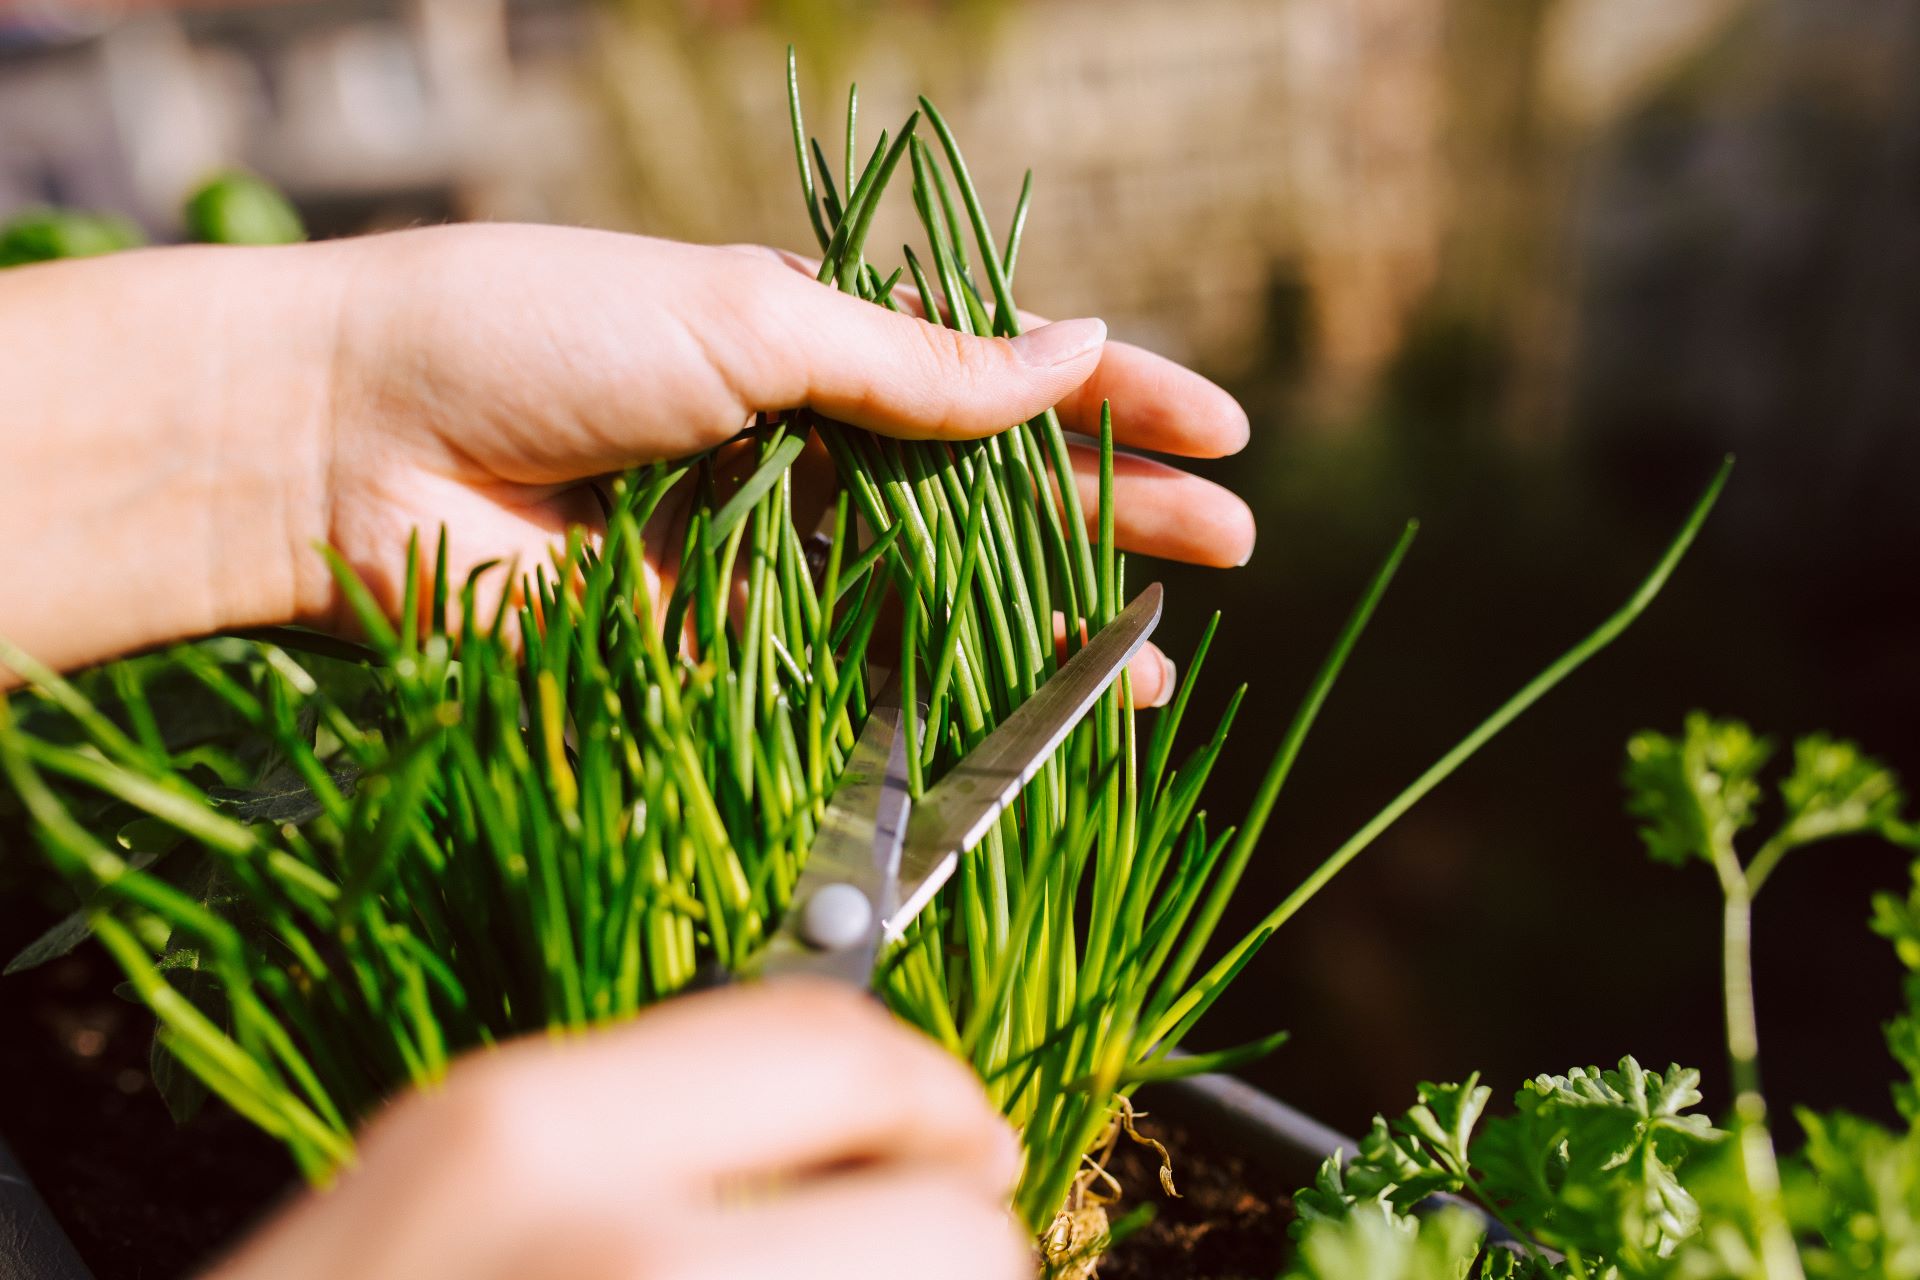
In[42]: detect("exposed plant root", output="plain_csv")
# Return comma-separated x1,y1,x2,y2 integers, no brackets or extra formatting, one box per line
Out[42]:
1038,1094,1179,1278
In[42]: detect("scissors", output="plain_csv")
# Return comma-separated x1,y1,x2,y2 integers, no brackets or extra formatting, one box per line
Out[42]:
753,583,1164,987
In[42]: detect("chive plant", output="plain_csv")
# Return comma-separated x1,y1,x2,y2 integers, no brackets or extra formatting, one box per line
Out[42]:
0,458,883,1177
0,52,1729,1259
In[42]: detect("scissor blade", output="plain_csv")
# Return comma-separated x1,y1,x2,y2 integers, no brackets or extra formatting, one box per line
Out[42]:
884,583,1164,936
757,678,910,988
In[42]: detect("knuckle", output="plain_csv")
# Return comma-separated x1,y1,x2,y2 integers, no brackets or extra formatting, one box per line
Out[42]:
731,248,800,294
715,241,789,266
903,323,1014,436
925,322,1008,385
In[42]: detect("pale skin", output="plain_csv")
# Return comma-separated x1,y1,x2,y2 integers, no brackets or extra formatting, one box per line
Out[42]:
0,223,1256,1278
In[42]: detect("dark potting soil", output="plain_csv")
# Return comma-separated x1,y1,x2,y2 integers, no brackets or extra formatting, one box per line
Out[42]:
0,945,294,1280
1097,1111,1294,1280
0,942,1293,1279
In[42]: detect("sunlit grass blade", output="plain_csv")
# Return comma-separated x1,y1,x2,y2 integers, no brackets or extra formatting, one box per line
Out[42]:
1148,459,1732,1051
1147,519,1416,1020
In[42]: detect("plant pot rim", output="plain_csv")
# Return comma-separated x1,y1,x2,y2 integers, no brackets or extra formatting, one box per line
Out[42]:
1147,1068,1509,1242
0,1135,90,1280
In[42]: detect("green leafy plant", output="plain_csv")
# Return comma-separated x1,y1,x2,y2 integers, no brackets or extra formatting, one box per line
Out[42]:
0,54,1727,1260
1291,1058,1726,1279
1286,720,1919,1280
0,169,305,269
0,208,146,267
1624,716,1912,1277
182,171,307,246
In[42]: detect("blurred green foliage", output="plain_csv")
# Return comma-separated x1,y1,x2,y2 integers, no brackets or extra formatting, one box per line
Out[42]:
0,170,304,272
0,210,146,268
182,172,306,247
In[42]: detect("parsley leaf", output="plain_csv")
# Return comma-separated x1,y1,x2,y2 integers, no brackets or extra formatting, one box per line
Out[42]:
1778,734,1905,849
1283,1205,1488,1280
1789,1109,1920,1280
1477,1059,1724,1267
1324,1077,1492,1216
1292,1061,1720,1278
1623,714,1770,868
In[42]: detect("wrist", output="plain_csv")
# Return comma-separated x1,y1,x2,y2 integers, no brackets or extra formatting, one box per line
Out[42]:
197,243,351,638
0,243,346,673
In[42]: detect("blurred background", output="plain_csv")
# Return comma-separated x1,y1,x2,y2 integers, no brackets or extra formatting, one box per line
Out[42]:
3,0,1917,1152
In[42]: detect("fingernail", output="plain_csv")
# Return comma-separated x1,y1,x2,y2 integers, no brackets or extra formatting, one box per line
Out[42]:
1135,650,1175,708
1010,318,1106,368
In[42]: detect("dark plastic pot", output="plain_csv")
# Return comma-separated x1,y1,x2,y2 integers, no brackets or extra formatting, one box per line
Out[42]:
1150,1070,1508,1241
0,1136,90,1280
0,1073,1496,1279
1151,1069,1362,1185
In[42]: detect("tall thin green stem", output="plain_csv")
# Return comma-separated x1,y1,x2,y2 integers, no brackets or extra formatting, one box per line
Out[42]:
1709,840,1806,1280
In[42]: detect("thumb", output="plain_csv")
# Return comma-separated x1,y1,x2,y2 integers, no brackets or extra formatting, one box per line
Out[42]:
716,257,1107,440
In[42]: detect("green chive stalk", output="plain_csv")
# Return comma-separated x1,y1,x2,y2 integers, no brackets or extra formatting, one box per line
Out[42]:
0,52,1727,1259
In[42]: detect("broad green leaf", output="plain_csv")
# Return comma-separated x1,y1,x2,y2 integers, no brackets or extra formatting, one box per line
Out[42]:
4,849,158,974
209,764,362,826
150,963,226,1125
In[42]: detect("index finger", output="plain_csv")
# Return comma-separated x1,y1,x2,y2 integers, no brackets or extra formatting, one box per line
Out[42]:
1054,337,1250,458
422,980,1019,1198
634,983,1020,1188
734,244,1250,459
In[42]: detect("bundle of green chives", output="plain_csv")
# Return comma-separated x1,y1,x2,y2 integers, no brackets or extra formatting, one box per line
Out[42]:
0,454,882,1176
0,51,1728,1262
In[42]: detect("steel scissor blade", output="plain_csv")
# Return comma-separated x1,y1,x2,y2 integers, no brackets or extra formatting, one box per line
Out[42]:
756,676,909,988
884,582,1164,936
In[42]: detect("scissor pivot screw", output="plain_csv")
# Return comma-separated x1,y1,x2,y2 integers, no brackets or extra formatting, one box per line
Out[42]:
798,882,873,951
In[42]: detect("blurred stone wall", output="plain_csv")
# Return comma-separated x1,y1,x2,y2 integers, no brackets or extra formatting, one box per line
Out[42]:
597,0,1451,400
591,0,1763,412
0,0,1760,415
0,0,604,236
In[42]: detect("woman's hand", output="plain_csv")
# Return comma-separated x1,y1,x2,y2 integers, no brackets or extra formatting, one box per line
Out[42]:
0,225,1254,692
322,226,1254,704
207,982,1030,1280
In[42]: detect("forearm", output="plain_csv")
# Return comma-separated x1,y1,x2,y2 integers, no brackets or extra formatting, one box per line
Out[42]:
0,245,340,680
